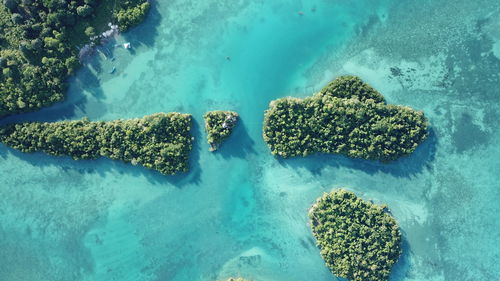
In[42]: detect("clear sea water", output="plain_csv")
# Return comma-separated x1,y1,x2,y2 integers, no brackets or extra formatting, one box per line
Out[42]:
1,0,500,280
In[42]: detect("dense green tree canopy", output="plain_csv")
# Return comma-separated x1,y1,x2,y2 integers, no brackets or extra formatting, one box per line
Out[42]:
309,189,402,281
0,0,149,117
0,113,193,175
204,110,239,151
263,76,429,161
116,0,150,31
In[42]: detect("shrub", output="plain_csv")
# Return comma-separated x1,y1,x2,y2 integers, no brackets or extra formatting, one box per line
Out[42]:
11,13,22,24
204,111,238,151
0,113,193,175
115,1,150,31
84,26,95,37
309,189,402,281
76,4,93,18
0,0,150,117
263,76,428,161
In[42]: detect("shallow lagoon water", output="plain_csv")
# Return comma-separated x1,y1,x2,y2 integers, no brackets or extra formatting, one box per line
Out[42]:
1,0,500,280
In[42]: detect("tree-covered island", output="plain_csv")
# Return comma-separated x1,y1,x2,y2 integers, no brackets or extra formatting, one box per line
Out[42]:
263,76,429,161
309,189,402,281
0,113,193,175
204,110,239,151
0,0,150,117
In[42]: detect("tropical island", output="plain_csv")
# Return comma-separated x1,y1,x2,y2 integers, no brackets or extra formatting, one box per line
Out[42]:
0,113,192,175
0,0,150,117
309,189,402,281
204,110,239,151
263,76,429,161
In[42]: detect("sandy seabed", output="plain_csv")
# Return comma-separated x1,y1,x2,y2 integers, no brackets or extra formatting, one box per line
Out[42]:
1,0,500,280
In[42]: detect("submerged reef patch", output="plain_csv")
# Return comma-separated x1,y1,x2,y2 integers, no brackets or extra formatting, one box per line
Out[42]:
309,189,402,281
263,76,429,161
0,113,192,175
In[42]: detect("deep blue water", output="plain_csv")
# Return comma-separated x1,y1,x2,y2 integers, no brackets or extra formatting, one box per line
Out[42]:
1,0,500,280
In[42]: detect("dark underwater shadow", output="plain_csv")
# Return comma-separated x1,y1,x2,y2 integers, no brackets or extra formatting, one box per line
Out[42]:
123,117,202,187
390,234,412,281
83,52,104,85
111,115,202,187
80,118,203,188
0,118,202,188
215,119,257,159
0,57,108,126
160,117,203,187
0,145,117,178
0,147,199,189
0,2,163,126
0,4,205,188
0,94,88,125
0,144,7,160
276,127,438,178
0,67,107,125
121,1,161,48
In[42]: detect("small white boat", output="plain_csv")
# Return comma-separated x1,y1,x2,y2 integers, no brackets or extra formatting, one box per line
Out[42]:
123,42,131,49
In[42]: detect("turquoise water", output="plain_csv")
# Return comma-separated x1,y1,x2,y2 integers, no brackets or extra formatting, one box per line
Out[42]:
1,0,500,280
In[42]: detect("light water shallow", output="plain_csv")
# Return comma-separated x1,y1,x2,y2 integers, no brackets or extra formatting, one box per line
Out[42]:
1,0,500,280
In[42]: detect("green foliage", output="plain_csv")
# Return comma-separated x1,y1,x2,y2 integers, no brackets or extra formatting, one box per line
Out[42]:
115,1,150,32
0,113,193,175
76,4,93,18
0,0,149,117
11,13,22,24
204,110,239,151
309,189,402,281
319,75,385,103
263,76,429,161
84,26,96,37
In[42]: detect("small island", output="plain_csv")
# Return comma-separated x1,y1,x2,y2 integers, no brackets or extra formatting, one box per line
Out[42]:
0,0,150,117
263,76,429,161
0,113,192,175
309,189,402,281
204,110,239,151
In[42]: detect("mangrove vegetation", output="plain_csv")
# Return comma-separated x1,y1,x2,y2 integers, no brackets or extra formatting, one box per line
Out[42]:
0,0,150,117
204,110,239,151
309,189,402,281
263,76,429,161
0,113,192,175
